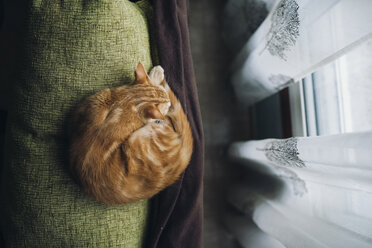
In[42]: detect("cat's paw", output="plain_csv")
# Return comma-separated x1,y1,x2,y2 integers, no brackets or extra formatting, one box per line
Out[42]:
149,66,164,85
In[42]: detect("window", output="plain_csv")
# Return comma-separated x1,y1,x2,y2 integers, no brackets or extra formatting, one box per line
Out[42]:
290,38,372,137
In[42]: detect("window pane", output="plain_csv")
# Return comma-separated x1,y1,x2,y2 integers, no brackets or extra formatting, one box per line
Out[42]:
338,38,372,133
303,38,372,136
312,62,343,135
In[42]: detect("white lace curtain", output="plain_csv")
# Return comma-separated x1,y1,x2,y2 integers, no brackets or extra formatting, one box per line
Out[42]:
227,132,372,247
230,0,372,105
225,0,372,247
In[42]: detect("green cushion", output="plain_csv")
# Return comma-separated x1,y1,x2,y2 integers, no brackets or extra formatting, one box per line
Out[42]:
2,0,155,247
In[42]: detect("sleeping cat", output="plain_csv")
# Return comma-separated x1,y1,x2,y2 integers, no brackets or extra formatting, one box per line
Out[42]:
69,63,193,205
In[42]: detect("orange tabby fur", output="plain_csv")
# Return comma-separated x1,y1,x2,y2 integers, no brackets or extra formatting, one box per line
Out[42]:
69,63,193,205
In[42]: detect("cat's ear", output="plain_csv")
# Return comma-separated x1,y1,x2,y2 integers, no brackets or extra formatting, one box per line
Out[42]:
144,105,165,120
135,62,148,84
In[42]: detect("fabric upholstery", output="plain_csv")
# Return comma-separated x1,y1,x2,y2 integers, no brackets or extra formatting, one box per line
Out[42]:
1,0,154,247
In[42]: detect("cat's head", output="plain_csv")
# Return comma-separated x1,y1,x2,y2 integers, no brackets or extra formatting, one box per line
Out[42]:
133,62,171,124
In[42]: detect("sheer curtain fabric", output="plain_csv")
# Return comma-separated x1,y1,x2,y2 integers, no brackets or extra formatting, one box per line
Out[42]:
228,132,372,247
230,0,372,105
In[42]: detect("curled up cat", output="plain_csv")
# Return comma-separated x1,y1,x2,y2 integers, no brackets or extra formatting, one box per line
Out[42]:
69,63,193,205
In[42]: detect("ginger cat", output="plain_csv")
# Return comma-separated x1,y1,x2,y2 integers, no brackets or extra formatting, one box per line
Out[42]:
69,63,193,205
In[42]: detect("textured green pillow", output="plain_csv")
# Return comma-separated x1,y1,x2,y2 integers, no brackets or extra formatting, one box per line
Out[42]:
2,0,155,247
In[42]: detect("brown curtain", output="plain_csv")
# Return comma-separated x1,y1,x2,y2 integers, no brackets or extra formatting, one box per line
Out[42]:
145,0,204,247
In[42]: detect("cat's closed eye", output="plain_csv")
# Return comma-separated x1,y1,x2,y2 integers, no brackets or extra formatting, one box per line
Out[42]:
154,120,162,124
